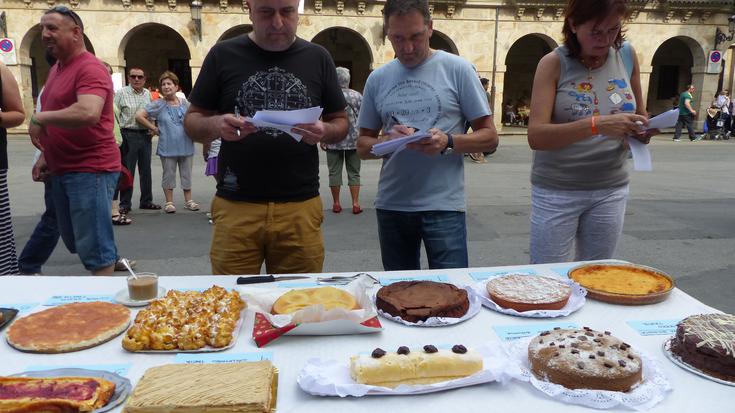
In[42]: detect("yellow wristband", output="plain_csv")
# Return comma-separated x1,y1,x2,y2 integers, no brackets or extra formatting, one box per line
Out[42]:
30,115,44,127
590,116,598,135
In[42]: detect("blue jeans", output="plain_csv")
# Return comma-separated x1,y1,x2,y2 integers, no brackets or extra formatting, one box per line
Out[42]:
376,209,468,271
52,172,119,271
18,181,60,274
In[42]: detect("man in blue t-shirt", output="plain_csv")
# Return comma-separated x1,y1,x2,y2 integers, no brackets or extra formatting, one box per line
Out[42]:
356,0,498,270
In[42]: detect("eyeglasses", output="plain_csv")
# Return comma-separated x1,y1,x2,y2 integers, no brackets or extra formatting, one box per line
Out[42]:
46,6,84,31
129,75,145,80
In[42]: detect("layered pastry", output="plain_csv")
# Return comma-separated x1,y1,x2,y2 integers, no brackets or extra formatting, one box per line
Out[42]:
0,376,116,412
670,313,735,382
528,327,643,392
271,286,359,315
6,301,130,353
350,344,483,387
376,281,469,322
124,362,277,413
122,286,244,351
486,274,572,312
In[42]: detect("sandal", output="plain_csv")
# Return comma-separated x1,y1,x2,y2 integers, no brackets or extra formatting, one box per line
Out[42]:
112,213,132,225
164,202,176,213
184,200,200,211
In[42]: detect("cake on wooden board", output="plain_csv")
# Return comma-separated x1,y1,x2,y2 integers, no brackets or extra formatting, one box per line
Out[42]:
669,313,735,382
486,275,572,312
376,281,469,322
528,327,643,392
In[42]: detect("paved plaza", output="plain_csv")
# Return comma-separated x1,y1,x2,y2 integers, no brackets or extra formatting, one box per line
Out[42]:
5,132,734,313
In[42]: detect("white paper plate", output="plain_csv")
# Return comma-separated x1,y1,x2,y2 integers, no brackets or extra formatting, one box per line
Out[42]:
297,343,508,397
10,367,132,412
375,286,482,327
114,287,166,307
504,337,671,410
473,277,586,318
662,338,735,387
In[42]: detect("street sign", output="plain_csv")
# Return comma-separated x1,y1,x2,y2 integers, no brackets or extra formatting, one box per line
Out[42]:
706,50,722,74
0,38,17,65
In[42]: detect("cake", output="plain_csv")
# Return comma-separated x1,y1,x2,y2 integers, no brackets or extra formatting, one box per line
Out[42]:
6,301,130,353
486,274,572,312
271,286,359,315
376,281,469,322
528,327,643,392
569,264,673,296
0,376,116,412
123,362,277,413
122,286,244,351
669,313,735,382
350,344,483,387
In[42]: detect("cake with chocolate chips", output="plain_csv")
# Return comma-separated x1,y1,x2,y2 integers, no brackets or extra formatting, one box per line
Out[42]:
376,281,469,322
528,327,643,392
670,313,735,382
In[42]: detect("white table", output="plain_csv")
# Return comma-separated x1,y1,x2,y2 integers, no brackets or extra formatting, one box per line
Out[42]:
0,262,731,412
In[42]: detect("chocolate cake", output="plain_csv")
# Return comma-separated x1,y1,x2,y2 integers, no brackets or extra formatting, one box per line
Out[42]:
528,327,643,392
670,313,735,382
376,281,469,322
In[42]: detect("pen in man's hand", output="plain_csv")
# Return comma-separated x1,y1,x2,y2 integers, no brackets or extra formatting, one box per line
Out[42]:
234,105,241,137
390,115,419,132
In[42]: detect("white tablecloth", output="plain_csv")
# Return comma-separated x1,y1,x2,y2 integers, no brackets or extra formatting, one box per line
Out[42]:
0,262,730,412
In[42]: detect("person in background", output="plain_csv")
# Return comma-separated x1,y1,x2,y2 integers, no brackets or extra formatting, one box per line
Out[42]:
715,90,731,138
321,67,363,214
136,71,199,214
673,84,701,142
0,62,26,274
527,0,655,264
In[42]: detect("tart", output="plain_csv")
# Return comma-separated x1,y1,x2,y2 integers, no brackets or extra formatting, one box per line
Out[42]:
376,281,469,322
568,263,673,305
0,376,116,412
486,274,572,312
271,286,359,315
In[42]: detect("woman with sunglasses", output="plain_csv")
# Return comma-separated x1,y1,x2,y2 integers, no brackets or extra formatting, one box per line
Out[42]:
527,0,657,264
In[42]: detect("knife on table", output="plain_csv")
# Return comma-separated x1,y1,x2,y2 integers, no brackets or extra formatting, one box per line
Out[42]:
236,275,312,285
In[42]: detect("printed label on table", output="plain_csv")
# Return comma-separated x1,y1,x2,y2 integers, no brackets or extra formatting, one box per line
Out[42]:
0,302,39,313
493,322,580,341
25,363,132,377
175,352,273,364
626,319,680,336
469,268,537,282
43,295,114,306
379,274,449,285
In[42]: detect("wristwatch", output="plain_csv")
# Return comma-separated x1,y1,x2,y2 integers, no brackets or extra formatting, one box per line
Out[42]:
441,133,454,155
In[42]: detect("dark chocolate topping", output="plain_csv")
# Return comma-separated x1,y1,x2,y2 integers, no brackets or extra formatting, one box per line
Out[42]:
371,348,386,358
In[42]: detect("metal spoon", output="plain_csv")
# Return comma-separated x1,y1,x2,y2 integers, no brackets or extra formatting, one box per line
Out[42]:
120,258,138,279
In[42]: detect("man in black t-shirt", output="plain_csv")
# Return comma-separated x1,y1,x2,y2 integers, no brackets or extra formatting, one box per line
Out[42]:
184,0,348,275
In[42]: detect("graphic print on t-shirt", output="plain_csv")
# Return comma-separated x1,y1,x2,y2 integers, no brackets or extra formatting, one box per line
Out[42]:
381,79,441,129
235,67,312,138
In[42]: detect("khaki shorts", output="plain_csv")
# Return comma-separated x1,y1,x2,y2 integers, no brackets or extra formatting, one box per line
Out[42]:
210,195,324,275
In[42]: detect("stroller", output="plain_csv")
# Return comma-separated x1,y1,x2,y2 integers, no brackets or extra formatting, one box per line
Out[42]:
705,107,729,140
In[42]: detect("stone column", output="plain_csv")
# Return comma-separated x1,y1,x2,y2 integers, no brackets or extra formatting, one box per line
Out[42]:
691,70,719,130
492,65,505,129
638,64,652,113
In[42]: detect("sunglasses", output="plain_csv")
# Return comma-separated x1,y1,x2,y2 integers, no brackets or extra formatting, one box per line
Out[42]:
129,75,145,79
46,6,84,31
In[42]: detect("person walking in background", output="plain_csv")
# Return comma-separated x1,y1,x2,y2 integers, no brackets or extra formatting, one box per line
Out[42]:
115,67,160,214
136,71,198,214
673,84,701,142
0,62,26,274
357,0,498,271
527,0,656,264
321,67,363,215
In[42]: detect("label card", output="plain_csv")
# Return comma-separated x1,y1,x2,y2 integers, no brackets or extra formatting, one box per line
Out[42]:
43,295,114,306
493,322,580,341
380,275,449,285
0,302,39,313
25,363,132,377
469,268,538,282
175,352,274,364
626,319,680,336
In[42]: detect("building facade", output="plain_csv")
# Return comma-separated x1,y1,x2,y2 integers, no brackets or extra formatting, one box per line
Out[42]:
2,0,734,131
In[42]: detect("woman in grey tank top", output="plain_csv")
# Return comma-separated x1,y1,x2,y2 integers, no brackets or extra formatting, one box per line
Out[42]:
526,0,659,264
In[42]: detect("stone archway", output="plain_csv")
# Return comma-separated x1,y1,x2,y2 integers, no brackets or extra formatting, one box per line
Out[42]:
311,27,373,93
120,23,192,95
218,24,253,42
646,37,702,116
502,34,555,125
430,30,458,55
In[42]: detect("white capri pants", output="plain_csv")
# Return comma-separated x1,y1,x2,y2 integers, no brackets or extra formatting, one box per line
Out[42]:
529,184,629,264
160,156,193,190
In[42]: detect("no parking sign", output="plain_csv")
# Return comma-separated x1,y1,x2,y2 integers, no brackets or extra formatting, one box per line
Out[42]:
706,50,722,74
0,38,17,65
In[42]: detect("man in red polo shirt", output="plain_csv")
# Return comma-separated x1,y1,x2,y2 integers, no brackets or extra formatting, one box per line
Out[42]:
28,6,121,275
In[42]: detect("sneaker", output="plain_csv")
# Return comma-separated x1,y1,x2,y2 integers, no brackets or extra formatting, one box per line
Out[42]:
114,258,137,271
690,135,703,141
673,138,681,142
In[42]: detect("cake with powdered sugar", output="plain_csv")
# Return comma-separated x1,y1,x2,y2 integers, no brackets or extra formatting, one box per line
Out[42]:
486,274,572,312
528,327,643,392
670,313,735,382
